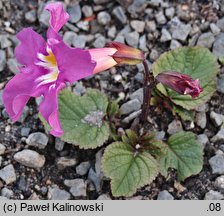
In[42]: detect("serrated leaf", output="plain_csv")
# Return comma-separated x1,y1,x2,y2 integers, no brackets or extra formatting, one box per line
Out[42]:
173,105,194,121
157,131,203,181
152,47,219,110
58,89,110,149
102,142,159,197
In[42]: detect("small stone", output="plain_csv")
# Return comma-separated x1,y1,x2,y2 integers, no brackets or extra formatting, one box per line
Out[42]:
108,26,117,39
130,20,145,33
67,3,81,23
171,23,192,41
94,0,112,4
97,194,111,200
38,8,50,27
149,49,159,61
197,134,209,148
0,50,6,71
195,112,207,129
1,187,13,199
0,144,5,155
82,5,93,17
139,35,147,51
93,36,106,48
0,157,2,167
76,21,89,31
0,35,12,48
56,157,78,170
128,0,147,16
170,40,182,49
211,128,224,143
210,23,220,35
25,10,37,23
217,74,224,94
21,127,30,137
160,28,172,42
68,179,87,197
130,88,143,104
7,58,19,74
120,99,141,115
145,21,156,33
155,131,166,140
210,111,224,126
73,82,86,96
112,6,127,24
157,190,174,200
55,138,64,151
122,110,142,124
213,33,224,58
76,162,91,175
215,175,224,192
63,31,77,46
26,132,49,149
197,32,215,49
0,165,16,184
97,11,111,25
155,11,167,24
125,31,139,48
165,7,175,19
73,35,86,48
217,17,224,32
48,187,71,200
14,150,45,168
16,176,28,192
167,120,183,135
209,153,224,174
204,190,224,200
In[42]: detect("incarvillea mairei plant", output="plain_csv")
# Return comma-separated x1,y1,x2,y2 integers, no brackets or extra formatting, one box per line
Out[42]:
3,2,219,197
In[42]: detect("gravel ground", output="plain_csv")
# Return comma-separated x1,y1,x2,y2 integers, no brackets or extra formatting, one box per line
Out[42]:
1,0,224,200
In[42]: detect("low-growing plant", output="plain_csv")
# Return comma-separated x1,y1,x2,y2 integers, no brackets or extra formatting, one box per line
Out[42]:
3,2,219,197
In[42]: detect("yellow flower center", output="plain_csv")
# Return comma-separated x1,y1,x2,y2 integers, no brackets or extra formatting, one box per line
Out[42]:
36,47,59,87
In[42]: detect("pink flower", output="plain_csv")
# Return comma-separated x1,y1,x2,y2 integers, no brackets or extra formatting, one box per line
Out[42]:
3,2,96,136
155,71,203,99
3,2,144,137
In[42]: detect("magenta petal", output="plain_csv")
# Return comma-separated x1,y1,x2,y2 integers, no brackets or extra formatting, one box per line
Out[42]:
39,83,65,137
51,41,96,83
45,2,69,40
15,28,46,67
2,68,45,121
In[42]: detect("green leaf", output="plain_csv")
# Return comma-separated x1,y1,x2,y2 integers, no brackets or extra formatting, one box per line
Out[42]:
102,142,159,197
173,105,194,121
152,47,219,110
157,131,203,181
58,88,110,149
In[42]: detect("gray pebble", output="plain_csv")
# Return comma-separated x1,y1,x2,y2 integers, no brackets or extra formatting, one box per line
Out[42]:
1,187,13,199
217,17,224,32
76,21,89,31
18,105,29,123
125,31,139,47
63,31,77,46
97,194,111,200
211,128,224,143
204,190,224,200
155,131,166,140
210,111,224,126
68,179,87,197
56,157,78,170
0,144,5,155
209,153,224,174
146,21,157,33
112,6,127,25
213,33,224,58
197,134,209,148
210,23,220,35
150,49,159,61
17,176,28,192
67,3,81,23
0,35,12,49
167,120,183,135
108,26,117,39
7,58,19,74
139,35,147,51
197,32,215,49
0,50,6,71
48,187,71,200
215,175,224,192
130,88,143,104
195,112,207,129
82,5,93,17
165,7,175,19
157,190,174,200
170,40,182,50
155,11,167,25
94,0,112,4
73,35,86,48
120,99,142,115
93,35,106,48
26,132,48,149
171,23,192,41
0,165,16,184
130,20,145,33
160,28,172,42
76,161,91,175
217,74,224,94
97,11,111,25
14,150,45,168
128,0,147,17
25,10,37,23
38,9,50,27
55,138,64,151
122,110,142,124
21,127,30,137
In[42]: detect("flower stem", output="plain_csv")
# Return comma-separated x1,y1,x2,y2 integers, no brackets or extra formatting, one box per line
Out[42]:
140,60,157,125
